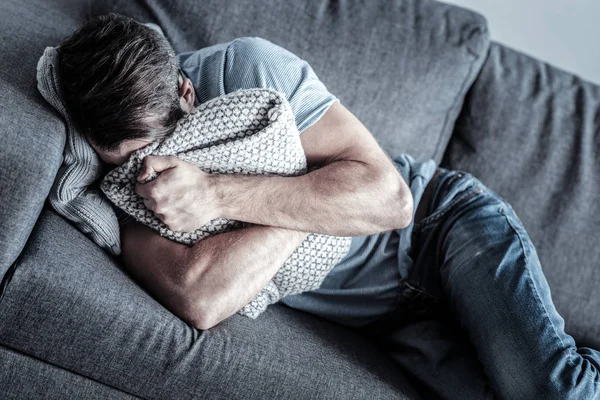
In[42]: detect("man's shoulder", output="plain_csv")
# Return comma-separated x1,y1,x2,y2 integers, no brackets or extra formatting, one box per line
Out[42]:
177,36,287,68
178,36,303,105
176,40,230,70
225,36,288,56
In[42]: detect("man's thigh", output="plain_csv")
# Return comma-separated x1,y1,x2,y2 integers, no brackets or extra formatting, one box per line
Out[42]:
406,174,600,399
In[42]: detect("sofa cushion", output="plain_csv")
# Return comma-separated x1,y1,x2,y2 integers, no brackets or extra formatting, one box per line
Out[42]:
442,43,600,348
0,0,151,277
0,210,420,399
0,15,66,276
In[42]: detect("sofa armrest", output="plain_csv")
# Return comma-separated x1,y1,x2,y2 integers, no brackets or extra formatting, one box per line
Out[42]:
0,87,65,277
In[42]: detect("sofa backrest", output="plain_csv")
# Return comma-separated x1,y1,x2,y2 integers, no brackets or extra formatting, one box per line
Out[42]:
0,0,489,277
105,0,490,162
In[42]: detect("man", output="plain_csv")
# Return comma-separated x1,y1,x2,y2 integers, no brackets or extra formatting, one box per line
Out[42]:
58,13,599,399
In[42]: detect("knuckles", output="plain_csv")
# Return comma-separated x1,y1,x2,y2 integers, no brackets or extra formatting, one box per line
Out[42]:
153,205,165,214
146,184,160,198
165,220,184,232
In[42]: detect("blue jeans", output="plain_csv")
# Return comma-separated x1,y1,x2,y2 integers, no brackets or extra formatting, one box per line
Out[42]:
359,169,600,400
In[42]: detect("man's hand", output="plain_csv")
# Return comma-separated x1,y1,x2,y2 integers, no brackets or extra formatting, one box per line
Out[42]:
134,155,221,232
134,102,413,237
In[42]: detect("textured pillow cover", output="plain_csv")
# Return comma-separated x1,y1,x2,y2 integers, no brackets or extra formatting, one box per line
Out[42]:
101,88,352,318
36,46,122,257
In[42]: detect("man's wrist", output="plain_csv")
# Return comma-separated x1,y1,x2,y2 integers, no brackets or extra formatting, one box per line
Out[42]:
207,173,227,219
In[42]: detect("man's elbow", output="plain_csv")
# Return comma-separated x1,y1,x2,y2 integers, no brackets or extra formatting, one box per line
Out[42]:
173,256,223,330
181,296,222,330
384,171,414,229
395,192,413,229
187,310,220,331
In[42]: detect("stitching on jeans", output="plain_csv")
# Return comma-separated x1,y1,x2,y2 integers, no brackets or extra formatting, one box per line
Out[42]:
404,281,440,302
501,208,600,385
415,184,481,229
414,171,473,228
501,210,566,347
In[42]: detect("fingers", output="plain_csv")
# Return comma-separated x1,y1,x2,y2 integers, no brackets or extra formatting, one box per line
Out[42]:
135,156,178,198
142,197,155,211
137,155,179,183
142,197,167,223
134,179,154,199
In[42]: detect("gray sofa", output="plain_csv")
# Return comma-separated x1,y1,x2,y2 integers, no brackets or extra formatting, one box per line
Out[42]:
1,0,598,398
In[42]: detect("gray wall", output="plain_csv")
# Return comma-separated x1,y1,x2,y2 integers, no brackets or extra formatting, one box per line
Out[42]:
445,0,600,84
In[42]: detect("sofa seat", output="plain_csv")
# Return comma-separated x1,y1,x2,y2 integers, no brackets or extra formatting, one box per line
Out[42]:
0,210,420,399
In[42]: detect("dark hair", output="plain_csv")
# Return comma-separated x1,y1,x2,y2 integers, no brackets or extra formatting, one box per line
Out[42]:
58,13,184,151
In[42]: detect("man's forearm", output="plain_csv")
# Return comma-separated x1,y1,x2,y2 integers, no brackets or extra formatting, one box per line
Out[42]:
180,224,310,329
212,160,413,237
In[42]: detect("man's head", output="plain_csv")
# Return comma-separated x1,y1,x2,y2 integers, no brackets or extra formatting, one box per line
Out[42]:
58,13,195,165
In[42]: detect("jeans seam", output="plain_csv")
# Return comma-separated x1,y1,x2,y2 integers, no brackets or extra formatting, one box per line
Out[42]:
403,281,440,302
414,184,481,230
501,208,599,384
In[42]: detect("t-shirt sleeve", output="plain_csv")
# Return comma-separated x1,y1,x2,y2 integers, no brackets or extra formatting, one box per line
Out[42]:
223,37,339,133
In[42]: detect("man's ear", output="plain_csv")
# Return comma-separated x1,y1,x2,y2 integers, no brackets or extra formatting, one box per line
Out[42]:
179,78,195,113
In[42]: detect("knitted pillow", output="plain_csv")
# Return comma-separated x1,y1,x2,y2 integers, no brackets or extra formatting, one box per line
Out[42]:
36,46,122,256
101,88,352,318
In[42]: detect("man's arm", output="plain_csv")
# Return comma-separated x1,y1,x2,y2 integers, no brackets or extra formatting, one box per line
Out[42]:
136,102,414,237
211,101,413,236
119,220,309,330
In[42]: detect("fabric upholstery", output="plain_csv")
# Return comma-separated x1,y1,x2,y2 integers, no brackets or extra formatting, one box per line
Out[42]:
442,43,600,348
0,345,136,399
0,0,101,276
0,210,420,399
0,92,63,278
